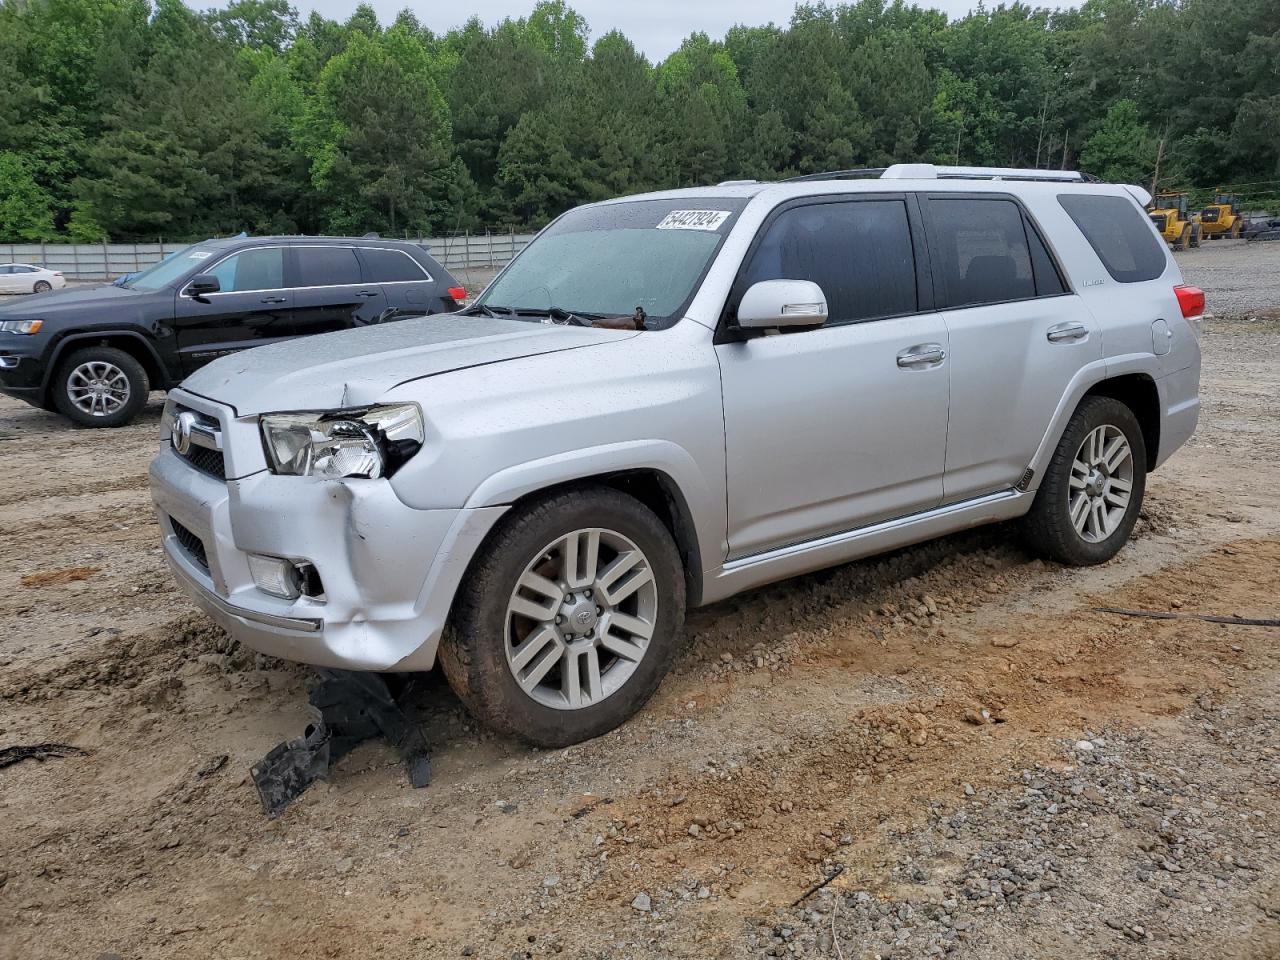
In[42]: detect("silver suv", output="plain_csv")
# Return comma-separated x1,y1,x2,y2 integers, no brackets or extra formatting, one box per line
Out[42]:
150,164,1203,747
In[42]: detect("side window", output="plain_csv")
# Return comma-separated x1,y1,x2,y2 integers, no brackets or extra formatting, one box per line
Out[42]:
206,247,284,293
0,266,11,275
1027,221,1067,296
741,199,917,324
360,247,429,283
928,198,1036,308
1058,193,1167,283
293,246,362,287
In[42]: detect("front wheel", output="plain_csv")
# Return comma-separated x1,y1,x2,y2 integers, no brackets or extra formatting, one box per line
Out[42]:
440,486,686,747
1022,396,1147,566
53,346,149,427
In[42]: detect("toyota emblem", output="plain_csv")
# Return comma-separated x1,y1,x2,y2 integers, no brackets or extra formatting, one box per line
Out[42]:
173,410,198,455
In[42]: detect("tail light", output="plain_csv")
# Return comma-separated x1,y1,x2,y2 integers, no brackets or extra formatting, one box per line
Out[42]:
1175,284,1205,340
447,286,466,303
1174,284,1205,319
53,271,63,277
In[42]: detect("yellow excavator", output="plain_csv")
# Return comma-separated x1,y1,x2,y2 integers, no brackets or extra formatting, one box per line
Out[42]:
1198,191,1244,239
1148,193,1201,250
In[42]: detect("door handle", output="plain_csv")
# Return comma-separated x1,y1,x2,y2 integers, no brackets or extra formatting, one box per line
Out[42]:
1046,321,1088,343
356,290,380,298
260,296,287,304
896,344,946,367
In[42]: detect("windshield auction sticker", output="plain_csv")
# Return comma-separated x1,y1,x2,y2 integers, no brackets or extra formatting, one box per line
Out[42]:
188,251,212,259
655,210,731,231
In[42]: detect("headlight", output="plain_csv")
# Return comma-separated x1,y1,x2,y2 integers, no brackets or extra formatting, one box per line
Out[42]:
0,320,42,335
260,403,424,478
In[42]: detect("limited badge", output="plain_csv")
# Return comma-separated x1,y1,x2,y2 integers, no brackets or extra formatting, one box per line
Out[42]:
656,210,730,231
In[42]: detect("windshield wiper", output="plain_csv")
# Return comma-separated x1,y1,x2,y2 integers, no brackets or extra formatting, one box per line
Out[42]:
512,306,607,327
463,303,515,318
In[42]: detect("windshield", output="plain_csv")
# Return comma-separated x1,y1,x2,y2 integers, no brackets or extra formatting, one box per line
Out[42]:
123,244,214,291
478,198,747,328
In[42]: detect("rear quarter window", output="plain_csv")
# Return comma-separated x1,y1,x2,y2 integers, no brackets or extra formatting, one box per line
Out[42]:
360,247,430,283
1058,194,1167,283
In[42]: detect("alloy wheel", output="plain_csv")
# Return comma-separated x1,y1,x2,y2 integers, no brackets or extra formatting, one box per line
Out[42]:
1068,424,1134,542
504,527,658,710
66,361,131,417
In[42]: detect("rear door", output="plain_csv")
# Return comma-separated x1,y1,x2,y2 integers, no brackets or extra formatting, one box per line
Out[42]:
921,194,1101,503
171,245,295,374
716,194,950,558
355,246,450,318
288,245,389,336
0,266,16,293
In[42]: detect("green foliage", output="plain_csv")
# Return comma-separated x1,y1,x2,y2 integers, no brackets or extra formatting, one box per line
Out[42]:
0,0,1277,242
0,152,57,241
1081,100,1153,185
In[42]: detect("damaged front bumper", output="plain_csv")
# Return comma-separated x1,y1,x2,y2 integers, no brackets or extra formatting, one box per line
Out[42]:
148,397,506,671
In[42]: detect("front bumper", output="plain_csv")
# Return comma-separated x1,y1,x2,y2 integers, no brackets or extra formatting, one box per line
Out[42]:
149,421,506,671
0,343,47,405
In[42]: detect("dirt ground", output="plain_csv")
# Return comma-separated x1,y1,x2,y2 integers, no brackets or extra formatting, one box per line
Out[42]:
1,244,1278,960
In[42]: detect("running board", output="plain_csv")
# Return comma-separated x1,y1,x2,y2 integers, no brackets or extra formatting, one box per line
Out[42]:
701,489,1031,605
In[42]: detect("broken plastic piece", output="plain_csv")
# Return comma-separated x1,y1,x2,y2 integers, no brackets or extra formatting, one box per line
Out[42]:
249,669,432,817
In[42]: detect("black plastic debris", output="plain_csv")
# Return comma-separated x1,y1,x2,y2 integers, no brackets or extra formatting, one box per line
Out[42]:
0,742,88,770
250,669,431,817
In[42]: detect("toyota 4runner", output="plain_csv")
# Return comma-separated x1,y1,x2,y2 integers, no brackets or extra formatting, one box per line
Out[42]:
149,164,1203,747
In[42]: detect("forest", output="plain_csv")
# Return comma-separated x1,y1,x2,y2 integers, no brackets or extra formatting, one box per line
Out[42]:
0,0,1277,242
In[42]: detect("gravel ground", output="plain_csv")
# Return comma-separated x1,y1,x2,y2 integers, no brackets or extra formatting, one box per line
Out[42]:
1,241,1278,960
1175,239,1280,315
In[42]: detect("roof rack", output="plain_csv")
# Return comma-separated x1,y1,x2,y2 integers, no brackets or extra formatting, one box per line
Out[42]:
783,168,888,183
779,164,1089,184
883,163,1086,182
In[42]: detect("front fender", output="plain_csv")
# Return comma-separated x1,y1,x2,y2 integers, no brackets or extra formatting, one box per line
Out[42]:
464,438,725,584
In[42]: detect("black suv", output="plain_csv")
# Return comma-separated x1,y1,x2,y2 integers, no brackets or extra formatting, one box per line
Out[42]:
0,236,466,427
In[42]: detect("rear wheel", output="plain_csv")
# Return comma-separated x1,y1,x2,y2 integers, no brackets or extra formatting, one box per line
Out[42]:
53,346,149,427
1230,220,1242,239
1173,225,1189,250
1190,225,1201,248
1022,396,1147,566
440,486,686,747
33,280,52,293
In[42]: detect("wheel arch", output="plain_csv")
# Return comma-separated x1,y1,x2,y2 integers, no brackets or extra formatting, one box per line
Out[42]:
43,331,168,404
1082,373,1161,470
467,469,706,609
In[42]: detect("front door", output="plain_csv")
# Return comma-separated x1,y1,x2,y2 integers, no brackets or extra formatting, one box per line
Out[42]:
288,245,389,336
716,195,950,559
919,194,1103,503
171,245,295,374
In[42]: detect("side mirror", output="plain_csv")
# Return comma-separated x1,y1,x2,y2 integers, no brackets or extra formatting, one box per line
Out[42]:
185,274,220,299
736,279,828,330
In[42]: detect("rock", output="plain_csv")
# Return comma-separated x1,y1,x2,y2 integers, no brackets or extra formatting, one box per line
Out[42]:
335,857,354,874
991,637,1020,648
963,783,975,797
698,886,711,899
543,876,560,888
1073,740,1095,752
631,892,652,912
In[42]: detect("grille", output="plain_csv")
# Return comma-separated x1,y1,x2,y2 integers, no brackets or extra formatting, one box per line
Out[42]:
170,518,209,573
178,443,226,480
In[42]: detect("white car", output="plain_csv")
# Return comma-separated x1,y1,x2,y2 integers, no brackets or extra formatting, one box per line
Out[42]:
0,263,66,294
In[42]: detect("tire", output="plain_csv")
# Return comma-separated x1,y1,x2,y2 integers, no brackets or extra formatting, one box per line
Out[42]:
1189,225,1201,248
1173,226,1189,250
52,345,149,427
33,280,51,293
440,486,686,748
1230,220,1241,239
1021,396,1147,566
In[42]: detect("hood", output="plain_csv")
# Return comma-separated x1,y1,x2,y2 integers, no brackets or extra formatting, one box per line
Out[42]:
0,282,145,318
182,313,640,416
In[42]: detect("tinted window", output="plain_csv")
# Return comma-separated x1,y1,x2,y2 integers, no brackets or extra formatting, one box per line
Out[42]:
360,247,429,283
206,247,284,293
741,199,917,324
0,266,10,275
1027,222,1067,296
294,246,361,287
13,265,35,274
1058,193,1167,283
929,198,1036,308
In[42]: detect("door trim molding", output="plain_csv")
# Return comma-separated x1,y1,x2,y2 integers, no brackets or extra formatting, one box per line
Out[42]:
700,487,1031,605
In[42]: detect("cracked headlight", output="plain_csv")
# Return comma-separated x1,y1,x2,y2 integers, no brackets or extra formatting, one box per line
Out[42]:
260,403,424,479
